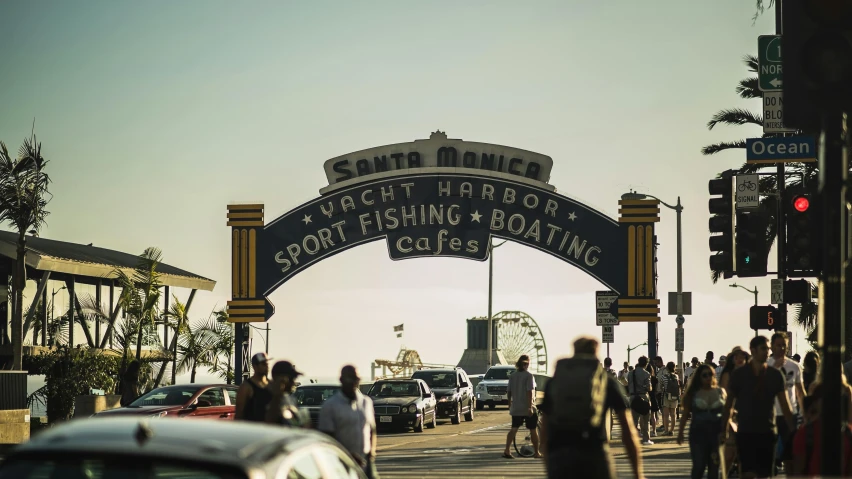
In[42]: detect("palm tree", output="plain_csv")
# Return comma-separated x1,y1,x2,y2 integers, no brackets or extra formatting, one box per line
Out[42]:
208,309,234,384
0,132,51,370
175,317,221,383
113,248,163,362
152,296,190,388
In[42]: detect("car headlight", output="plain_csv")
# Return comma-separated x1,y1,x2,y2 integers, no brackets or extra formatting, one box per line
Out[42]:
476,384,485,390
408,405,418,413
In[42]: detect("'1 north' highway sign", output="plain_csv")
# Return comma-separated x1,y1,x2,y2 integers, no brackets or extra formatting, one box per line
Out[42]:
758,35,783,92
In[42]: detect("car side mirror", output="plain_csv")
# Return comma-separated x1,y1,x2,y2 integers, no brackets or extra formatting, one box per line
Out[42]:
196,399,212,408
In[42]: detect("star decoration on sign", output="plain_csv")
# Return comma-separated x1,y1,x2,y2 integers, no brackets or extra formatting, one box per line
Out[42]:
470,210,483,223
568,212,577,221
302,214,312,225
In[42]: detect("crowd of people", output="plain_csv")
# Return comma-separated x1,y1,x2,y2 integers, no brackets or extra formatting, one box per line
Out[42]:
511,331,852,479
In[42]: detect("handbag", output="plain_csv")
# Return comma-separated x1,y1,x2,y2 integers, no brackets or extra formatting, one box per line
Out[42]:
629,369,651,416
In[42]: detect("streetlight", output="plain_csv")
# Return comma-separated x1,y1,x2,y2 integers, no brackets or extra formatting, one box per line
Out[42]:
486,238,508,369
622,191,683,369
627,342,648,365
730,283,759,306
249,324,269,355
50,286,66,345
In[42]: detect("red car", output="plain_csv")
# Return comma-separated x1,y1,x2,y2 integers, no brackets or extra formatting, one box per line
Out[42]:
93,384,239,420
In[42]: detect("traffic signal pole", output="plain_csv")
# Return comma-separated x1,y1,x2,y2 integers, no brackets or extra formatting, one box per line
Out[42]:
775,0,788,334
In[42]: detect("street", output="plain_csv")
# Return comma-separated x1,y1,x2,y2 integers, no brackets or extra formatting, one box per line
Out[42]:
376,408,692,478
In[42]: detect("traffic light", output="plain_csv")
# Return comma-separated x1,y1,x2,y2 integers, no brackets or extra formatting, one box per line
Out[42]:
750,305,779,330
784,186,821,276
783,0,852,130
735,211,769,277
708,170,736,275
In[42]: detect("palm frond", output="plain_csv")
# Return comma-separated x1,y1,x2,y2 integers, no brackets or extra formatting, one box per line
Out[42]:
744,55,759,74
701,140,747,156
736,77,761,99
707,109,763,130
790,282,818,330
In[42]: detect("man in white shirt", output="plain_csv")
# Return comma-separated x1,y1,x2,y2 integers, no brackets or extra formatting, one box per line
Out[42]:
319,365,378,478
715,355,727,381
767,332,805,473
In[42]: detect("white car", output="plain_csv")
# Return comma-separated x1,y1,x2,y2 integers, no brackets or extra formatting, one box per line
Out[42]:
474,365,515,410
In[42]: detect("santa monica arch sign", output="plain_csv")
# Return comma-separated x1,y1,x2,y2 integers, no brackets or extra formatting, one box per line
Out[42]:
226,131,662,378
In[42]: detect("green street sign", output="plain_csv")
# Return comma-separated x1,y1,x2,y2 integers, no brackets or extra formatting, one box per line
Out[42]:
759,35,783,91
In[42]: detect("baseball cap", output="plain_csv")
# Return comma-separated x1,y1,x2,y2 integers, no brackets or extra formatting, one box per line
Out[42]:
271,360,303,378
251,352,271,366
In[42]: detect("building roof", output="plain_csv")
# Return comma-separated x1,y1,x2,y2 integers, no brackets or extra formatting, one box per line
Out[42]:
0,231,215,291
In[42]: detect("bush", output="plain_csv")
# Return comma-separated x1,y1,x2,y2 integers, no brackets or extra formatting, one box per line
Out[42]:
26,346,120,423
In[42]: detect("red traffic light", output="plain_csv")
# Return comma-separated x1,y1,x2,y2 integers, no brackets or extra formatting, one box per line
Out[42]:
793,196,810,212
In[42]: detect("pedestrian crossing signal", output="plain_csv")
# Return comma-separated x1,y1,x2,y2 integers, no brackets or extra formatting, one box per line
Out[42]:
750,305,779,330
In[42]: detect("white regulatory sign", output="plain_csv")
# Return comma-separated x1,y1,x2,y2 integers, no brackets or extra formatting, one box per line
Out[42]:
771,278,783,304
736,174,760,209
602,325,615,344
763,92,796,134
595,291,619,326
675,328,684,352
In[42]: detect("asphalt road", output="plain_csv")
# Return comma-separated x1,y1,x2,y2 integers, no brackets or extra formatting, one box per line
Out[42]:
376,408,695,479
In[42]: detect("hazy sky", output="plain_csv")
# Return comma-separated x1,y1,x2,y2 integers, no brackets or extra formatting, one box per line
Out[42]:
1,1,800,384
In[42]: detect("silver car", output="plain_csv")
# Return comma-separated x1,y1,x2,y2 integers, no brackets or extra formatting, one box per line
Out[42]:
0,417,367,479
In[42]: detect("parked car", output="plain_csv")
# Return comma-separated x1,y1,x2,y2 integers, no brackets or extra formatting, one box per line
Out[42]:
92,384,238,420
0,417,367,478
411,367,475,424
294,383,341,428
474,365,515,409
368,379,437,432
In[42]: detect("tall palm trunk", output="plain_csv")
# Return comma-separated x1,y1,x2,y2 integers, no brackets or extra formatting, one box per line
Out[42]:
11,233,26,370
190,359,197,383
135,320,144,362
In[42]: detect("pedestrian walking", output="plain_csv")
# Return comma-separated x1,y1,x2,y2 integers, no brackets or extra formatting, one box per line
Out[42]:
719,345,749,475
318,365,379,479
716,355,727,382
618,361,630,387
604,357,617,379
802,351,819,393
720,335,794,479
540,337,645,479
660,362,680,436
627,356,653,445
265,360,309,427
705,351,718,369
767,332,806,474
684,357,700,386
792,387,852,476
677,363,726,479
234,352,272,422
503,354,541,458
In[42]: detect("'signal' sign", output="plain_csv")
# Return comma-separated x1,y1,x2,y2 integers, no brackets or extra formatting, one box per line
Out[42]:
257,173,626,295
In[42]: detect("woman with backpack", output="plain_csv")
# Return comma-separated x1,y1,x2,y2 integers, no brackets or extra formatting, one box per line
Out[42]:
659,362,680,436
677,364,727,479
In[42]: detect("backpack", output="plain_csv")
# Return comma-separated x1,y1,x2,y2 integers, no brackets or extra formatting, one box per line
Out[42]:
546,357,608,431
665,373,680,397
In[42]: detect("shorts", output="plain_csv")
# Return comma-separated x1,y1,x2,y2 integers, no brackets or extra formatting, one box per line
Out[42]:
736,432,777,477
663,397,679,409
511,412,538,430
776,415,798,461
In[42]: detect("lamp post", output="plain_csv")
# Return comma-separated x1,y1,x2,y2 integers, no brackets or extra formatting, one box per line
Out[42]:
730,283,759,306
627,342,648,365
622,191,683,369
487,238,508,369
50,286,66,345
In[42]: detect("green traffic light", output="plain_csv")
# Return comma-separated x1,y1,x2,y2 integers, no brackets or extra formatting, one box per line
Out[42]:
744,256,751,264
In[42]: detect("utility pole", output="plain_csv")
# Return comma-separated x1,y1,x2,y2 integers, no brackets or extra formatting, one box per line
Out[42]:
775,0,788,336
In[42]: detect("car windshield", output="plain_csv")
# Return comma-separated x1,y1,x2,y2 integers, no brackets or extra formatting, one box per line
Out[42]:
369,382,421,397
129,386,199,407
484,368,515,380
412,371,455,388
0,456,244,479
294,386,340,406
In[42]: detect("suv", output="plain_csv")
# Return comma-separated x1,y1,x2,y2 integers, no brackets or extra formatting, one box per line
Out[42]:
411,367,474,424
475,365,516,410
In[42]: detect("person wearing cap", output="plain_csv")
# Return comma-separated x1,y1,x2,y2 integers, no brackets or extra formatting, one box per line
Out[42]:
265,361,309,427
715,355,727,382
234,352,272,422
319,365,378,479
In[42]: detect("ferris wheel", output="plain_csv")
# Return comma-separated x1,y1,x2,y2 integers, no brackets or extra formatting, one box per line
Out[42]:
494,311,549,374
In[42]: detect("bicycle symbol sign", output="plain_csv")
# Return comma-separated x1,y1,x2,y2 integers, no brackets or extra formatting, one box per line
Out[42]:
735,174,760,209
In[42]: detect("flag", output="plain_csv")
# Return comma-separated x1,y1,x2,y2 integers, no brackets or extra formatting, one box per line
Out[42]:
394,324,404,337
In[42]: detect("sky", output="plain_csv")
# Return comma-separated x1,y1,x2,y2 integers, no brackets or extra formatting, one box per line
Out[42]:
0,1,806,386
